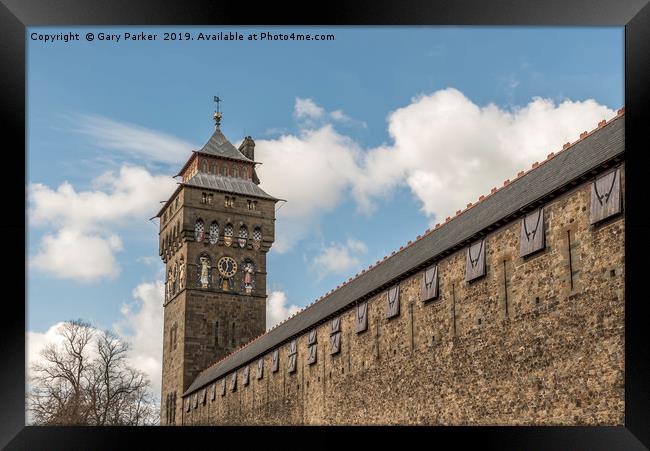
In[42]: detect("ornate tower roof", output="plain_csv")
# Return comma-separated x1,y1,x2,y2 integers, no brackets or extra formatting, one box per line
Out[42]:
197,127,254,163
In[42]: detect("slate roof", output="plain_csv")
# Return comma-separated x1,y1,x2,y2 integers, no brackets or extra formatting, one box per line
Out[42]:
183,112,625,396
183,172,280,201
198,127,254,163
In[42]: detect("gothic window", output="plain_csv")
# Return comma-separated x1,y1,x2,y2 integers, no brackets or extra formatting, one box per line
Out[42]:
247,200,252,210
201,192,207,204
214,321,219,347
201,160,208,172
212,163,218,174
252,227,262,251
207,193,213,205
243,365,250,386
222,166,228,176
223,223,234,247
238,225,248,248
196,253,212,289
209,221,219,245
241,260,255,295
195,219,205,242
174,198,178,210
232,166,237,177
231,322,236,347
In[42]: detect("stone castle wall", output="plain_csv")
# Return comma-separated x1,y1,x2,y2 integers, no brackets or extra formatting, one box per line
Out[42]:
181,165,625,425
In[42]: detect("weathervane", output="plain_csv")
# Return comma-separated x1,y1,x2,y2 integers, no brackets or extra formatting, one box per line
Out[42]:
213,95,223,129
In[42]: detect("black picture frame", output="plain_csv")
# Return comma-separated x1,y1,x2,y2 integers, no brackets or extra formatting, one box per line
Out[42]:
3,0,649,449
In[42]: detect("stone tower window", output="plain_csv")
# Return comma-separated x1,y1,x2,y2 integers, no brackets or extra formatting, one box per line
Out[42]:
231,322,236,347
223,223,234,247
238,225,248,248
252,227,262,250
201,192,207,204
214,321,219,347
207,193,213,205
209,222,219,245
194,219,205,242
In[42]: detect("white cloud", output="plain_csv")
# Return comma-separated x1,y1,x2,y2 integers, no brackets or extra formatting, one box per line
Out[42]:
352,89,616,220
71,114,197,164
114,281,165,399
31,228,123,281
294,98,325,120
311,238,368,279
256,125,362,253
257,90,616,249
29,166,175,229
28,166,176,281
293,97,366,129
266,291,302,330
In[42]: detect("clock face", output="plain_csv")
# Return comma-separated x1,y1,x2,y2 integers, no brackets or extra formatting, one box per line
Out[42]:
217,256,237,278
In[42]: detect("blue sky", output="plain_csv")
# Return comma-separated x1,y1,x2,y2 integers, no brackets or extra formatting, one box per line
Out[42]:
26,26,623,395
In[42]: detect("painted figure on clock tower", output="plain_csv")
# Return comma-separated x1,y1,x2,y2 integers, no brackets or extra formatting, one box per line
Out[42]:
156,99,280,425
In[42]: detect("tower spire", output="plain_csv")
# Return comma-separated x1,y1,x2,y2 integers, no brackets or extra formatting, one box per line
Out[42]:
213,95,223,129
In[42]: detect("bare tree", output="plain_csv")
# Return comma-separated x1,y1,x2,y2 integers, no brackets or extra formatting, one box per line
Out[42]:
28,320,158,426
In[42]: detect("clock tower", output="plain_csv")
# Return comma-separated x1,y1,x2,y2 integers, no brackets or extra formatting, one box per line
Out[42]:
157,104,279,425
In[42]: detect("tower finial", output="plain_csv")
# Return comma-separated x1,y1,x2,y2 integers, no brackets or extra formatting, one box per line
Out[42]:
213,95,223,129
